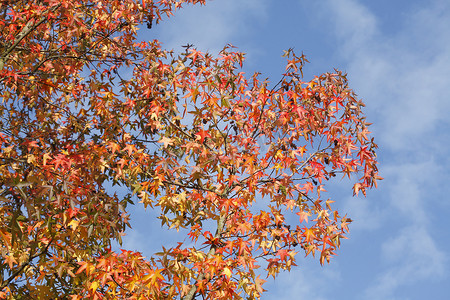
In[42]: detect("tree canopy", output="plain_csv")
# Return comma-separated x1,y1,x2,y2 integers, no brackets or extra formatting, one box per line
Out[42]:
0,0,381,299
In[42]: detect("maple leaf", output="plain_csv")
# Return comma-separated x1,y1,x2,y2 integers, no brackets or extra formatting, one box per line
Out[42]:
4,254,17,269
277,249,290,262
90,281,99,292
123,144,137,156
187,48,204,64
353,182,366,196
67,219,79,231
341,217,352,232
304,228,317,244
143,269,165,286
76,261,89,275
255,276,267,294
159,136,174,148
222,267,232,279
195,129,211,144
296,210,310,223
236,222,252,235
300,182,315,194
292,145,307,157
52,154,69,170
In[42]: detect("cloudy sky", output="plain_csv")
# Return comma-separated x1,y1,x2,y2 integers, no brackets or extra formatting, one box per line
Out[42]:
118,1,450,299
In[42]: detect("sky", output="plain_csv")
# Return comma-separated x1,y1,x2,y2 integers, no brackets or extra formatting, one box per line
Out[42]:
117,1,450,299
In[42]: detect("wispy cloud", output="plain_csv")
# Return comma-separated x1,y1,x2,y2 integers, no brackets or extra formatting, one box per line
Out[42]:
319,0,450,298
343,195,385,231
263,261,340,300
153,0,269,54
323,0,450,152
365,225,446,300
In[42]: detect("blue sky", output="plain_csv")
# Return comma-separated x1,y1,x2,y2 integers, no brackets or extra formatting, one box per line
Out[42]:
118,1,450,299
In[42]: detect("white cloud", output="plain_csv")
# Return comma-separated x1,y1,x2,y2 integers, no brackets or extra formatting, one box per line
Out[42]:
322,0,450,151
319,0,450,220
365,225,446,300
263,262,340,300
319,0,450,298
323,0,378,52
154,0,269,54
383,160,437,225
343,195,384,231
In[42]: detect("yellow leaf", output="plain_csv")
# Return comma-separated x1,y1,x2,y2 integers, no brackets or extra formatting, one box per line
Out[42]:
43,153,51,166
90,281,99,292
68,219,79,231
27,154,36,164
255,275,267,294
222,267,232,279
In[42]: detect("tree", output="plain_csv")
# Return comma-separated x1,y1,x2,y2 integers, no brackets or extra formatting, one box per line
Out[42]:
0,0,381,299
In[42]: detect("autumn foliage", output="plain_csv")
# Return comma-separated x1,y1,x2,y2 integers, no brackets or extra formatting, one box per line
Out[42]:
0,0,381,299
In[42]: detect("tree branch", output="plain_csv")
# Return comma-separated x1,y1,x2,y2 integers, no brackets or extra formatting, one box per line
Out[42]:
0,4,61,71
0,240,52,291
183,213,226,300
